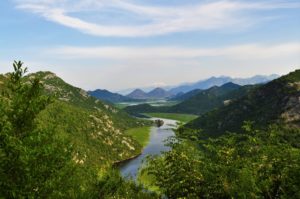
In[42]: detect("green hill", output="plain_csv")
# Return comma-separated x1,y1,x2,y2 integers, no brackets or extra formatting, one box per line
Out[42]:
1,71,150,170
88,89,140,103
185,70,300,137
28,71,147,130
167,82,252,115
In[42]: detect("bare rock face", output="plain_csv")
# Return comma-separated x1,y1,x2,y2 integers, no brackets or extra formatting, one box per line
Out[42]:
281,82,300,127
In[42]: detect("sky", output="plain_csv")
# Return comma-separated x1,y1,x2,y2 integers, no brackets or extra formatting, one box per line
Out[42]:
0,0,300,91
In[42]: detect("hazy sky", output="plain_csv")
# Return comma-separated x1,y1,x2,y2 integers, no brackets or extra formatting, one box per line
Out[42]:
1,0,300,91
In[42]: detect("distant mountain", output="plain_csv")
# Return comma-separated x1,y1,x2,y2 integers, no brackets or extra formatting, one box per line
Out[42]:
117,85,173,95
167,82,253,115
88,89,136,103
125,82,255,116
147,87,172,99
169,74,279,94
170,89,202,101
126,87,172,100
185,70,300,137
126,89,148,99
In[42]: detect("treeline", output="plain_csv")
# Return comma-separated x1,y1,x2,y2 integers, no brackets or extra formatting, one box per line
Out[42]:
142,123,300,198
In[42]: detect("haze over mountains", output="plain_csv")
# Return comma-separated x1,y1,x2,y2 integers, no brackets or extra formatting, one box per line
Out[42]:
168,74,279,94
126,88,172,100
89,74,279,103
117,74,279,96
2,0,299,196
185,70,300,137
124,70,300,132
124,82,256,116
88,89,135,103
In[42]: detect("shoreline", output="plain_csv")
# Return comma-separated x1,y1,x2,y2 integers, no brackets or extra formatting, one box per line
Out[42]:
113,152,142,167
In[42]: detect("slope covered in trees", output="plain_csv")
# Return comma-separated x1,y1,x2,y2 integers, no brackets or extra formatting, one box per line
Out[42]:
143,124,300,198
0,62,154,198
185,70,300,137
167,82,252,115
138,70,300,198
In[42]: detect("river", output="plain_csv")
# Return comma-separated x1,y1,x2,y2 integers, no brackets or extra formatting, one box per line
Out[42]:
119,118,177,179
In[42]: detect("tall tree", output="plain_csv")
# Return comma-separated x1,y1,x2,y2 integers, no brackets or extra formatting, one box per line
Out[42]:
0,61,76,198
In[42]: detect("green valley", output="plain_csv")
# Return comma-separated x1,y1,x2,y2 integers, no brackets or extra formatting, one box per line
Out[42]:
2,1,299,197
1,62,299,199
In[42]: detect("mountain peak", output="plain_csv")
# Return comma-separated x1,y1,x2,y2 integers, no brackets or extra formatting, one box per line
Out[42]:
169,74,279,94
147,87,172,99
126,89,148,99
149,87,166,92
88,89,133,103
221,82,241,89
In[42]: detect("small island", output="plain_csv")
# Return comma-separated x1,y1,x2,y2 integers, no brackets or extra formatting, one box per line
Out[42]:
154,119,164,127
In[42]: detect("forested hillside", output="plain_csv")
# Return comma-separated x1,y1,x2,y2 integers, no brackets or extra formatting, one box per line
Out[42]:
185,70,300,137
0,62,155,198
140,71,300,199
167,83,253,115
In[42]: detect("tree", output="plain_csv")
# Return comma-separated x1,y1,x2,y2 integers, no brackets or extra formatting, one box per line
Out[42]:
143,124,300,198
0,61,77,198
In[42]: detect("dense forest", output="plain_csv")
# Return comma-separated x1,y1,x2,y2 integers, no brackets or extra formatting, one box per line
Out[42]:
0,62,156,198
1,62,299,198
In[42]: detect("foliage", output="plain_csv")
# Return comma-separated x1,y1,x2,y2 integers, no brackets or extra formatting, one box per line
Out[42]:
97,169,158,199
125,127,151,147
0,61,79,198
143,124,300,198
186,70,300,137
27,71,150,131
167,83,248,115
0,61,155,198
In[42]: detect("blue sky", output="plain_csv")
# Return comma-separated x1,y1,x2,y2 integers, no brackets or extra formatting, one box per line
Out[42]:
0,0,300,91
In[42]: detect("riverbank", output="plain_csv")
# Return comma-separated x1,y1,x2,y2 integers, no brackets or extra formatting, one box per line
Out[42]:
143,113,198,123
125,126,151,147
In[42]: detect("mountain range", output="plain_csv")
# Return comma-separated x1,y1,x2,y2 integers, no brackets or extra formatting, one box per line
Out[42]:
126,87,172,100
88,89,138,103
168,74,279,94
185,70,300,137
167,82,254,115
124,82,256,116
92,74,279,103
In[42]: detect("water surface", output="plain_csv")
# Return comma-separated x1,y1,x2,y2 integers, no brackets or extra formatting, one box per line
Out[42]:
119,118,177,179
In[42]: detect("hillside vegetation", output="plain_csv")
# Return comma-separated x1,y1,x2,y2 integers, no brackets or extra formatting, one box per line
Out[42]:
185,70,300,137
0,62,155,198
140,72,300,198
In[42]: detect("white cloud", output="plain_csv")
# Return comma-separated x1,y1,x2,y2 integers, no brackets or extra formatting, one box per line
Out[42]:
2,42,299,90
48,43,300,61
14,0,300,37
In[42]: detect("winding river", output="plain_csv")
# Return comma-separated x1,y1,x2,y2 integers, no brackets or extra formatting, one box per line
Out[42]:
119,118,177,179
